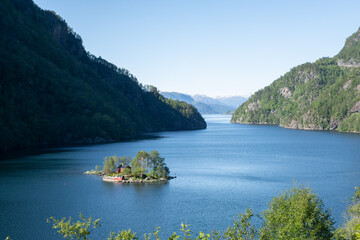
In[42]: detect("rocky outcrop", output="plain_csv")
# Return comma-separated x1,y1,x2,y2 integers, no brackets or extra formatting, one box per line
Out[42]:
330,118,340,130
343,80,352,90
245,101,260,112
337,58,360,68
283,120,300,129
282,119,323,131
279,87,292,99
350,101,360,113
295,71,317,83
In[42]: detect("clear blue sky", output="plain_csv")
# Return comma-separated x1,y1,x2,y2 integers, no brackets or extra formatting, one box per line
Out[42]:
34,0,360,96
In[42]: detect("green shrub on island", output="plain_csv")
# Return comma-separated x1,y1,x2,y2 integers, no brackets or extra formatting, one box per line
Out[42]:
102,155,120,175
130,150,169,179
45,186,360,240
84,165,103,175
92,150,170,180
95,165,102,172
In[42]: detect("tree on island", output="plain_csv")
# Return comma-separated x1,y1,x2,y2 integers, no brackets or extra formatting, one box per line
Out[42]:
130,151,149,178
120,156,132,165
148,150,169,178
95,165,101,172
97,150,170,180
129,150,170,179
102,155,119,175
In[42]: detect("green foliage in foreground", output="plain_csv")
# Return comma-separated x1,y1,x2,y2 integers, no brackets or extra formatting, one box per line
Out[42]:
221,209,257,240
44,186,360,240
260,187,334,239
47,213,100,240
335,187,360,240
108,229,138,240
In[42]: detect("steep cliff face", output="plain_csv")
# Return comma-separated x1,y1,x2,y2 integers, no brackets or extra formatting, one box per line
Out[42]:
337,28,360,65
231,28,360,133
0,0,206,153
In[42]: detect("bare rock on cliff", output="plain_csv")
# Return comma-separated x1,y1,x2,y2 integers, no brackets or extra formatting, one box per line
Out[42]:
343,80,352,90
295,70,317,83
337,58,360,68
245,101,260,112
350,101,360,113
279,87,292,99
330,118,340,130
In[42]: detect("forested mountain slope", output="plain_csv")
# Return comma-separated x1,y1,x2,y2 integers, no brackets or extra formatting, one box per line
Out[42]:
231,27,360,133
0,0,206,153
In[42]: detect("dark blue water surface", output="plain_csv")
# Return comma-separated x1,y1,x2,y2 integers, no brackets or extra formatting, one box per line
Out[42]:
1,115,360,239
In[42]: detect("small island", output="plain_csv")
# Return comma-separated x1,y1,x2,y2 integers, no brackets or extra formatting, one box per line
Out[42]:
84,150,174,183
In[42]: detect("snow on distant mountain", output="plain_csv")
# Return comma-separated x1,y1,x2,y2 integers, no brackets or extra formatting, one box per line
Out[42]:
215,96,248,108
161,92,247,114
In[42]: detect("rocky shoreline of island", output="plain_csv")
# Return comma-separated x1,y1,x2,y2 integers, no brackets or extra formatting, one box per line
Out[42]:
84,170,175,183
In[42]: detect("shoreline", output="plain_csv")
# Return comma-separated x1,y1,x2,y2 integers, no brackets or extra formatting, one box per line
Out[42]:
230,121,360,134
84,170,175,184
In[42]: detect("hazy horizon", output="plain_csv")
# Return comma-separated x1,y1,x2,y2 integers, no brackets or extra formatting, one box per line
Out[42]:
160,91,251,98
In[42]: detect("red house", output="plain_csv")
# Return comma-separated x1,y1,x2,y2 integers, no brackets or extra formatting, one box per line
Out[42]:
117,164,131,174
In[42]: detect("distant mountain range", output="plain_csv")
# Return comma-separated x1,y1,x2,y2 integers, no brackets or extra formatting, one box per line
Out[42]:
161,92,247,114
232,27,360,133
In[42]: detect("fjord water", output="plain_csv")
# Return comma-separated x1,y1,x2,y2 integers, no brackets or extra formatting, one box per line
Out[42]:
1,115,360,239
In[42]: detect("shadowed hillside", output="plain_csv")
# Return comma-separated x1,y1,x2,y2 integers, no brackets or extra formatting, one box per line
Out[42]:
0,0,206,154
